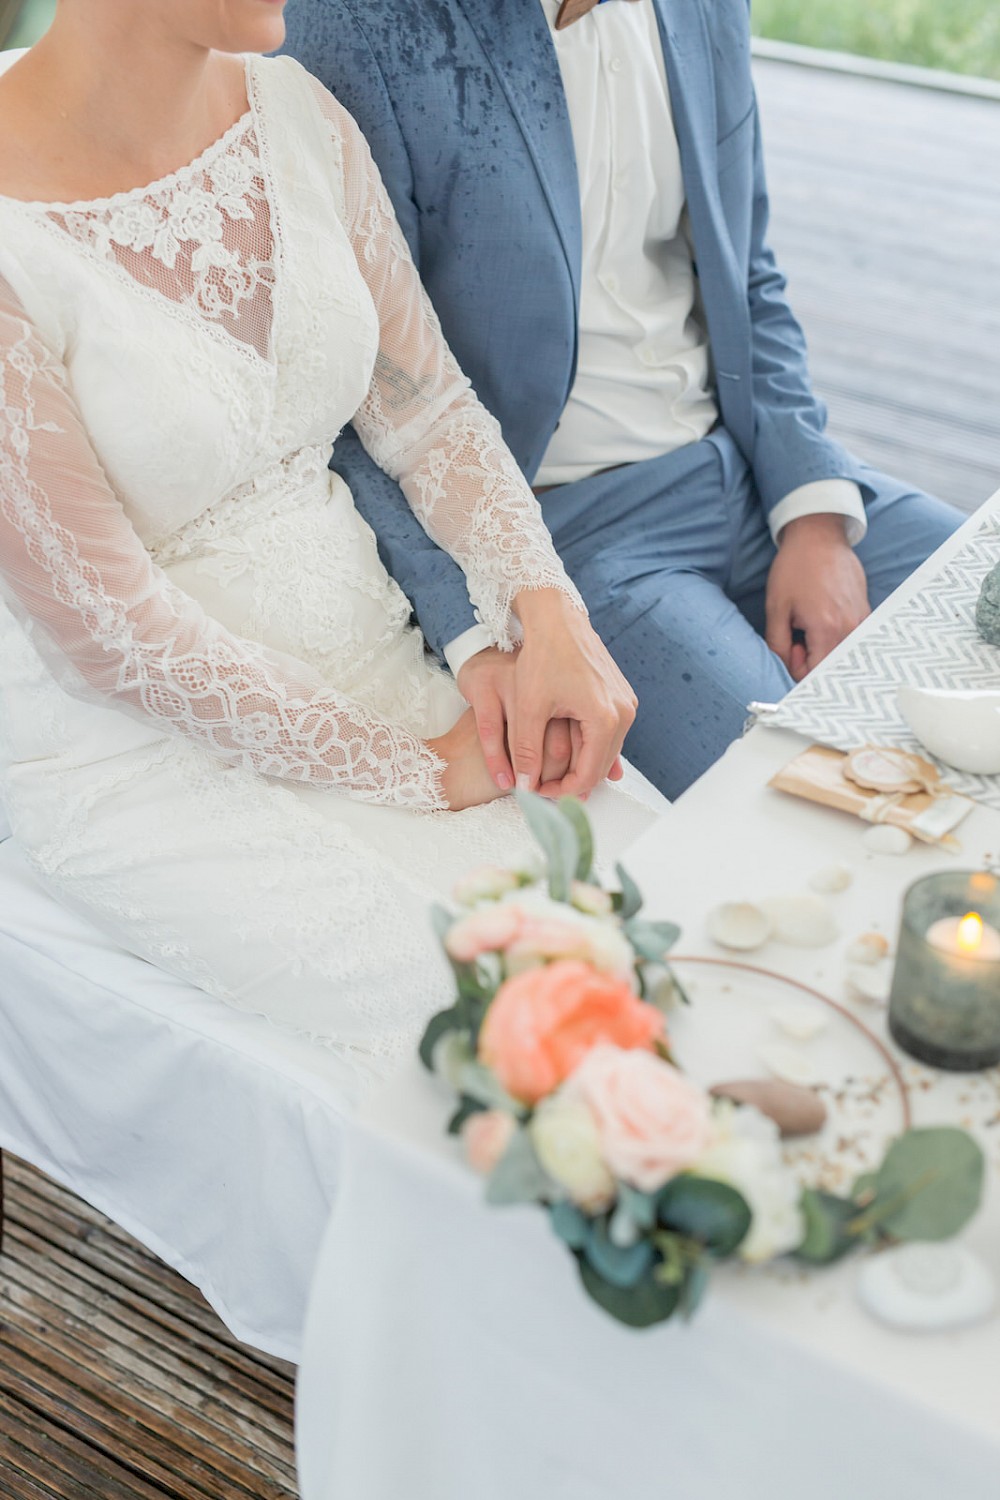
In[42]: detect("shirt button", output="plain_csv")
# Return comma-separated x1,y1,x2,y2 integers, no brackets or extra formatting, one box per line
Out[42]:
639,347,657,366
612,171,627,192
601,272,620,295
609,56,624,73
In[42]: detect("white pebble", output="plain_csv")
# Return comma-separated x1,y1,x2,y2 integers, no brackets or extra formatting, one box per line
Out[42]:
848,965,892,1007
861,825,913,856
758,1042,824,1086
707,901,772,952
808,863,854,895
761,894,839,949
858,1244,995,1331
768,1003,830,1042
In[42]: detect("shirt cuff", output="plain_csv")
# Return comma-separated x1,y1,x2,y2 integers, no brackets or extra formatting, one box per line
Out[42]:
444,623,496,680
768,480,867,547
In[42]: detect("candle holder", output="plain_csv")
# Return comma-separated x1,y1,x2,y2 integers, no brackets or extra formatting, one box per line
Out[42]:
889,871,1000,1071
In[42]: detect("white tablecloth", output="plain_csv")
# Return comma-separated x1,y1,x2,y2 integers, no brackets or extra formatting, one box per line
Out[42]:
298,495,1000,1500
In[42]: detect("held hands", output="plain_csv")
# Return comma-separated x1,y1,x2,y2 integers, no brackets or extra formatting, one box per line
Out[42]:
454,588,637,804
765,514,871,682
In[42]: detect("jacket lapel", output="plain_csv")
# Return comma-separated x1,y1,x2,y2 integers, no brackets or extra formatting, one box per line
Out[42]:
653,0,753,438
454,0,582,315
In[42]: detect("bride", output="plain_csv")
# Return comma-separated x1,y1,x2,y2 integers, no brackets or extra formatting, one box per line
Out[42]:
0,0,660,1098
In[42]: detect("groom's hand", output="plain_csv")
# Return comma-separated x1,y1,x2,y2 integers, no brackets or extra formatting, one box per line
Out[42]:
765,514,870,682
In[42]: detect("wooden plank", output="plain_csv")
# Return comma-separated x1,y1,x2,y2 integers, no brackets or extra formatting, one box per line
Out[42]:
0,1157,297,1500
754,58,1000,512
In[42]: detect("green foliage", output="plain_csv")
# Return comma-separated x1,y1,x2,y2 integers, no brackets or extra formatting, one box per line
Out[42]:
485,1128,551,1206
753,0,1000,83
614,862,644,920
557,796,594,881
795,1188,860,1264
578,1257,682,1327
583,1219,656,1289
550,1200,589,1249
418,1006,463,1072
867,1126,985,1242
656,1177,753,1258
624,918,681,963
515,791,580,901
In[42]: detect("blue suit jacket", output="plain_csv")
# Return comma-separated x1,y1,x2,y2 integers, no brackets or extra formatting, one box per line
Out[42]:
283,0,865,657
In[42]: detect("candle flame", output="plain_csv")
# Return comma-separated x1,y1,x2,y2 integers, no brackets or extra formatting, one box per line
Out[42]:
957,912,985,955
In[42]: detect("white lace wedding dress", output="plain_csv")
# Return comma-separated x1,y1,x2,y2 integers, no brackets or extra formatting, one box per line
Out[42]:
0,54,657,1098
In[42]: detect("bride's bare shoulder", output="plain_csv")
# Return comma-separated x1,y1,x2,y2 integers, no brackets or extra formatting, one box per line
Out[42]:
0,52,55,201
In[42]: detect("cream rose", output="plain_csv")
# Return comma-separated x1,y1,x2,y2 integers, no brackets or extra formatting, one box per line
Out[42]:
565,1045,711,1192
452,865,523,907
530,1094,615,1212
696,1102,804,1263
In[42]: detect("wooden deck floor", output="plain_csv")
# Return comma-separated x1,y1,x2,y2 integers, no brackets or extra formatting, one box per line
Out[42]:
756,59,1000,513
0,56,998,1500
0,1156,296,1499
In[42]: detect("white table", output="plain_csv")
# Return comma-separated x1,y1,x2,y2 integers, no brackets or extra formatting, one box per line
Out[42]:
297,496,1000,1500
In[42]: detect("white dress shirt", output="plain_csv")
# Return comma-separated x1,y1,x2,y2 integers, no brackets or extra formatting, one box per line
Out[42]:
445,0,865,677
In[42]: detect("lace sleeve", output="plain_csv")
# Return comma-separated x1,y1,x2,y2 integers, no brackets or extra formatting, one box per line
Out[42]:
0,279,446,807
307,77,584,651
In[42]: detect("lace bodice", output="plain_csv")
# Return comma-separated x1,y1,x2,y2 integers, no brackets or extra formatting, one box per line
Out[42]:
0,55,581,807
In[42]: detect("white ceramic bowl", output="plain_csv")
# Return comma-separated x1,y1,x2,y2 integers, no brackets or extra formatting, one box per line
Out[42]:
897,686,1000,775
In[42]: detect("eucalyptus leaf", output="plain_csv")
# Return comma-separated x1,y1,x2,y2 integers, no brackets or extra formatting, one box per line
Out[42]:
550,1200,589,1250
870,1127,985,1242
515,790,579,902
583,1219,655,1288
447,1096,487,1135
558,797,595,882
794,1188,858,1264
617,1183,658,1231
614,862,644,921
679,1261,711,1321
485,1127,551,1206
430,902,455,943
657,1176,752,1257
455,1060,523,1115
625,918,682,963
418,1006,462,1072
578,1259,681,1328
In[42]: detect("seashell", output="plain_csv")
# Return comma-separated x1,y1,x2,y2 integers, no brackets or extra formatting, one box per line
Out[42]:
861,824,913,856
848,964,892,1007
857,1243,995,1332
898,686,1000,776
768,1002,829,1041
757,1042,824,1087
843,746,939,795
707,901,772,951
711,1078,827,1137
808,863,854,895
847,931,890,966
760,894,838,948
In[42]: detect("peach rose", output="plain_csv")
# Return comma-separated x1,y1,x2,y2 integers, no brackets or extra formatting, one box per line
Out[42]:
479,960,666,1105
565,1045,711,1192
461,1109,517,1176
447,889,634,978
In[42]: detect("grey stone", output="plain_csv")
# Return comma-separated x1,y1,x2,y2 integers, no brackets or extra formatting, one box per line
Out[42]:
976,561,1000,645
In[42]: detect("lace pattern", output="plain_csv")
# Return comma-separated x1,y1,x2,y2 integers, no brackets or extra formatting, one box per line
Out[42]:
0,297,446,805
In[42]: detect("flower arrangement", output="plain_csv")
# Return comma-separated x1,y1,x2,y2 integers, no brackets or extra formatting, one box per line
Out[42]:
420,795,986,1328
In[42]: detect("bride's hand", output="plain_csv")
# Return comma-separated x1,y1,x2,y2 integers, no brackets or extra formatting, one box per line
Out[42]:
427,708,511,811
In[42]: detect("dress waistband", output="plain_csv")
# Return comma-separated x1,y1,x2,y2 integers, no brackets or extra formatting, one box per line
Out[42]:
149,446,332,565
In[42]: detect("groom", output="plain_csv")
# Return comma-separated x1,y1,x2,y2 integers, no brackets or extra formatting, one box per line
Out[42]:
284,0,960,800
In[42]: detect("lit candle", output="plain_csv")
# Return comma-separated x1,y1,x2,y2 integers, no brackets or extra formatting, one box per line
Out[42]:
926,911,1000,961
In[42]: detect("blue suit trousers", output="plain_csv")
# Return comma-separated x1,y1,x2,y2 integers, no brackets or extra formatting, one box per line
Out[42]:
538,432,962,800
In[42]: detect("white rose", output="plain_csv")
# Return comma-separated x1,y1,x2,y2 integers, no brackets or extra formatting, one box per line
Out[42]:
570,881,613,917
530,1094,615,1213
695,1102,804,1264
452,864,523,907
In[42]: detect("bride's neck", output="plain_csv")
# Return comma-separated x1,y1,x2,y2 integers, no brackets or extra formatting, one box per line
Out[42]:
7,7,245,192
